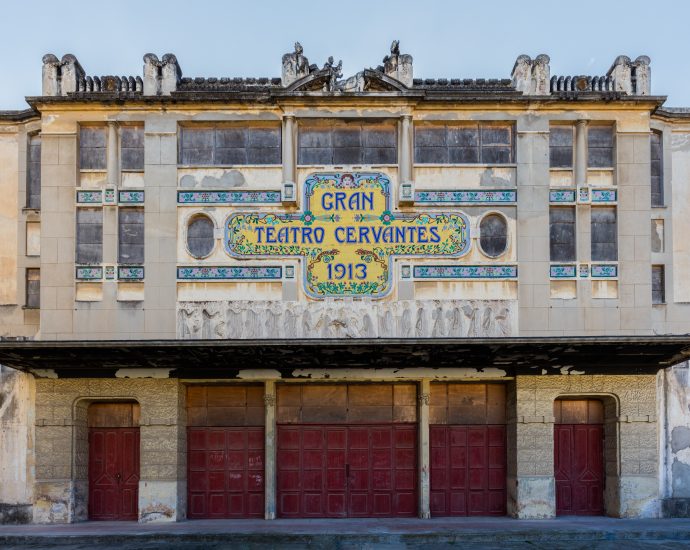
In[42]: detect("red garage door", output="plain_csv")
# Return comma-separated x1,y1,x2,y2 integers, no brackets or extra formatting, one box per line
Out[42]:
277,424,417,517
554,399,605,516
186,385,265,519
429,383,507,516
276,383,418,518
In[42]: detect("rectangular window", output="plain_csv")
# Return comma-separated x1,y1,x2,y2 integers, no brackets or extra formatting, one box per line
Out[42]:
549,207,576,262
591,207,617,261
27,134,41,208
76,208,103,264
414,123,514,164
118,207,144,264
79,127,107,170
179,126,281,166
549,126,573,168
652,265,665,304
120,126,144,171
298,122,397,165
587,126,614,168
25,268,40,308
651,130,663,207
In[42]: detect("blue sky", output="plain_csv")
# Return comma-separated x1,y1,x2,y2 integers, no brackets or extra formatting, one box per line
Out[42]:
1,0,688,108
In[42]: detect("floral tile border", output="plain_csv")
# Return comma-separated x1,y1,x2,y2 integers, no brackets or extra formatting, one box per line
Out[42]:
177,265,283,280
412,264,518,279
177,190,282,204
414,189,517,204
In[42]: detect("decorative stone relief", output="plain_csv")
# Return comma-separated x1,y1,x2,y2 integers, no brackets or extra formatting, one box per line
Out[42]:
177,299,516,339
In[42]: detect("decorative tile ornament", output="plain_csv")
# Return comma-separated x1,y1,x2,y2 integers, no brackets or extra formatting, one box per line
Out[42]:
401,265,412,279
414,189,517,204
549,189,576,203
76,190,103,204
177,266,282,280
76,266,103,280
104,265,116,280
117,266,145,280
104,188,117,204
591,189,617,203
118,190,145,204
413,265,518,279
578,187,590,203
579,264,590,278
591,264,618,278
177,190,282,204
225,172,471,299
550,264,577,278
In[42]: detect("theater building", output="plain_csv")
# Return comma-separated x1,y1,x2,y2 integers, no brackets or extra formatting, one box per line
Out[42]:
1,43,690,524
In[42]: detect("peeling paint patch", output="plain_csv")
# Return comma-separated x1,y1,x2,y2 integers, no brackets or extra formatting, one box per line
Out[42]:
290,367,507,380
179,170,246,189
115,368,172,379
559,366,583,375
30,369,57,379
237,369,281,380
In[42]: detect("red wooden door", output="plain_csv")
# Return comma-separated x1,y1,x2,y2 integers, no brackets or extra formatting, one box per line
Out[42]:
430,425,506,516
187,427,265,518
554,424,604,515
88,428,140,520
277,424,416,518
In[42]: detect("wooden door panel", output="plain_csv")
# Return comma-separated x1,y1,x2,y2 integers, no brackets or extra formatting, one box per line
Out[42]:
554,424,604,515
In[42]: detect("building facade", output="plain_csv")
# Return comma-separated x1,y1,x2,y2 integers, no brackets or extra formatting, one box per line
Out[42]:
1,43,690,523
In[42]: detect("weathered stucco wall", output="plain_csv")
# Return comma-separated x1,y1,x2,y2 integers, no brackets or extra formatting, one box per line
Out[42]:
0,365,35,524
659,362,690,517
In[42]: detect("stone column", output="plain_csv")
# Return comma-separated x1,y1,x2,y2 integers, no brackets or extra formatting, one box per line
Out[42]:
418,379,430,518
282,116,296,185
264,380,277,520
575,120,587,187
107,122,119,187
103,122,119,267
400,115,413,184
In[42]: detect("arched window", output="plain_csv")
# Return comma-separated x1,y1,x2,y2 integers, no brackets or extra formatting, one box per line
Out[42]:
187,215,215,258
479,213,508,257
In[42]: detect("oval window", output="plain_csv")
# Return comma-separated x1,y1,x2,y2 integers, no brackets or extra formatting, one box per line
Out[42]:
479,214,508,257
187,215,215,258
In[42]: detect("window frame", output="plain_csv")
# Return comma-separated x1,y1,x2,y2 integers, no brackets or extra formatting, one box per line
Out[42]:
79,126,108,171
185,213,217,259
549,124,574,169
650,130,664,207
75,207,103,265
587,125,615,169
652,265,665,305
413,122,516,165
549,206,577,262
178,124,282,167
120,124,145,172
25,268,40,309
478,211,509,258
590,206,618,262
26,133,41,209
117,207,145,265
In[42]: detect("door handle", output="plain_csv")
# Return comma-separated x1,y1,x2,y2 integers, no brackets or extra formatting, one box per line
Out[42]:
115,473,122,482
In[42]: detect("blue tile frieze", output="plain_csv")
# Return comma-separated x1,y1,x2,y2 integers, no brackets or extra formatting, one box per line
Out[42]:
75,266,103,280
550,264,577,278
177,190,282,204
412,265,518,279
549,189,576,203
118,266,145,280
118,190,145,204
177,266,283,280
414,189,517,204
591,264,618,278
591,189,617,203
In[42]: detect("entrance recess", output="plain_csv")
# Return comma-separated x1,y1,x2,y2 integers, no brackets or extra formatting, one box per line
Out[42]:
276,384,417,518
88,402,140,520
554,398,605,516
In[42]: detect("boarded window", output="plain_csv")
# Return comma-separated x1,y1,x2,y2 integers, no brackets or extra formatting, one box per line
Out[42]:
549,126,573,168
479,214,508,257
187,385,265,427
79,127,107,170
121,126,144,170
651,131,663,207
429,383,506,425
88,402,140,427
587,126,614,168
591,207,617,261
76,208,103,264
298,123,397,165
26,268,39,308
179,126,281,165
652,265,665,304
27,134,41,208
553,399,604,424
414,123,514,164
118,208,144,264
187,215,215,258
549,207,576,262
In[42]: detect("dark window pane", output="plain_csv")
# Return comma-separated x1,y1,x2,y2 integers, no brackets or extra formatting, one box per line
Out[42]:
299,128,332,148
187,215,215,258
550,126,573,147
481,147,512,164
27,135,41,208
299,123,395,165
215,148,248,165
247,146,281,164
651,131,663,206
249,127,281,149
333,147,362,164
550,146,573,168
591,207,617,261
180,126,280,165
415,146,448,164
80,127,107,170
299,147,332,165
652,265,665,304
76,208,103,264
480,214,508,257
363,147,396,164
26,268,40,308
448,147,479,164
447,127,478,147
333,127,361,147
181,128,214,149
118,208,144,264
415,127,446,147
364,128,396,148
121,126,144,170
549,207,576,261
588,126,614,168
481,126,511,146
215,128,246,148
